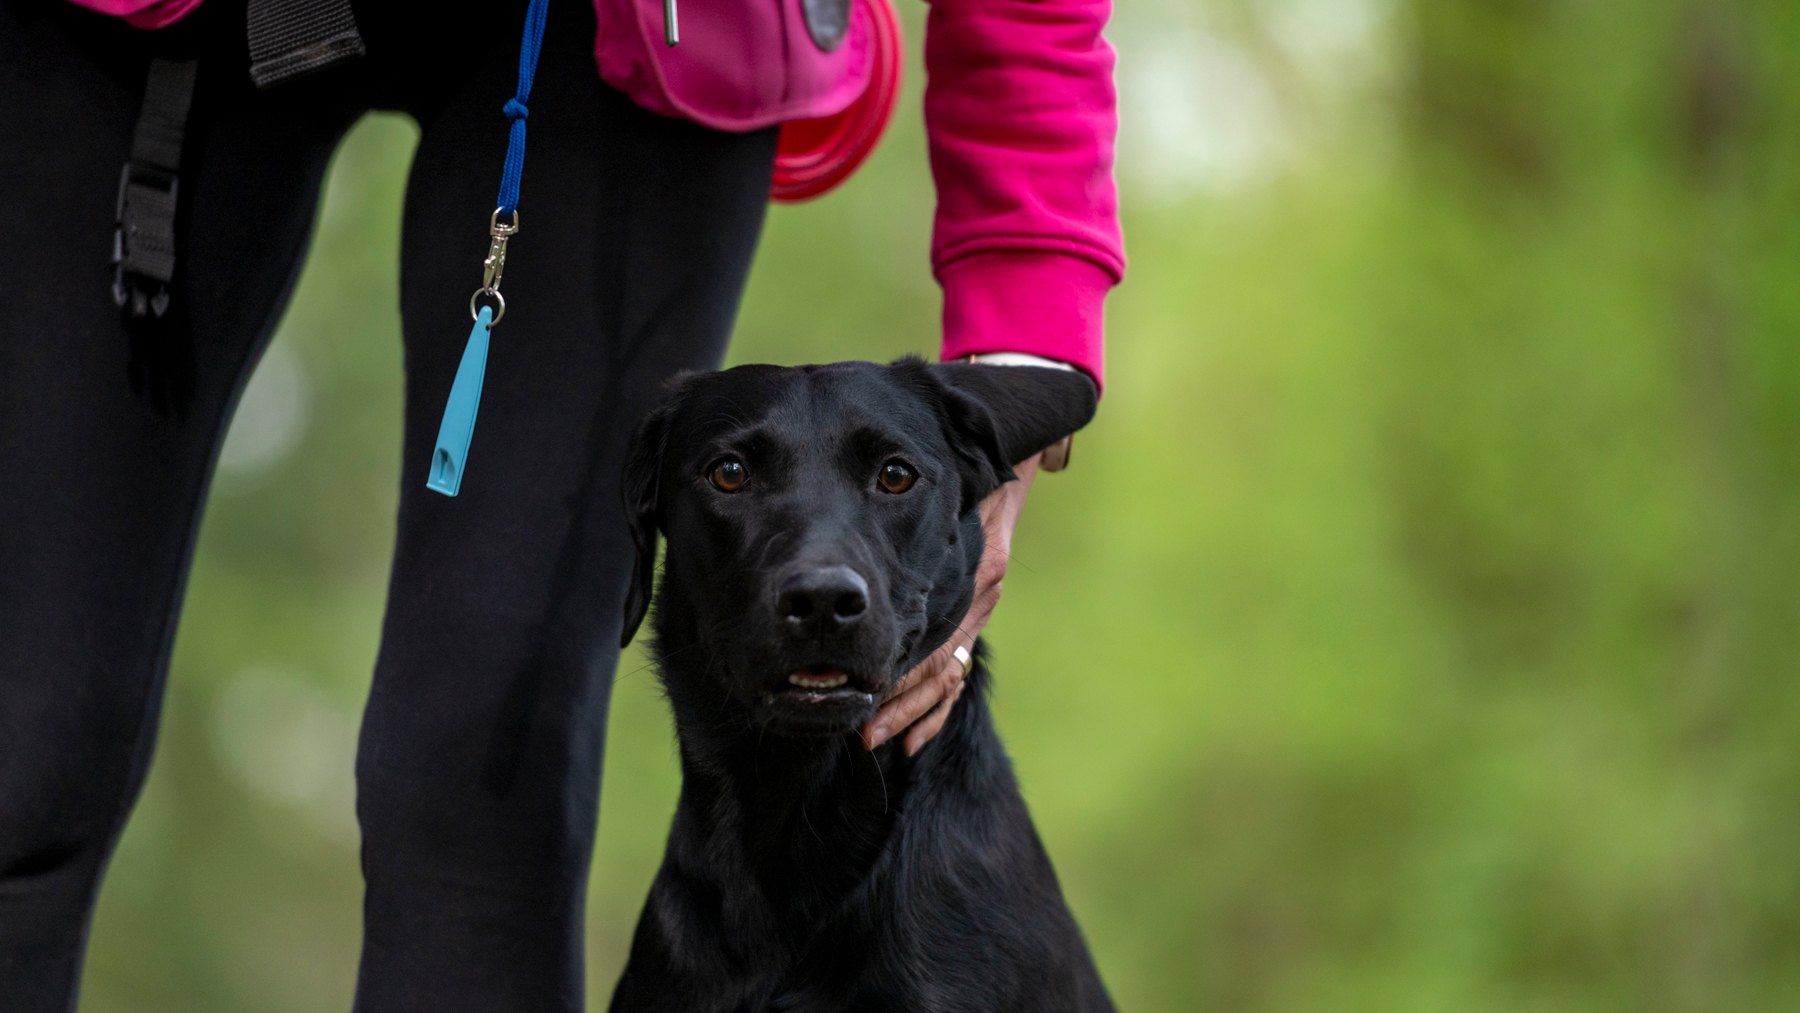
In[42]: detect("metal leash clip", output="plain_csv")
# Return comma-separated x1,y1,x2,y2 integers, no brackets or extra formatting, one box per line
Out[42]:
470,207,518,326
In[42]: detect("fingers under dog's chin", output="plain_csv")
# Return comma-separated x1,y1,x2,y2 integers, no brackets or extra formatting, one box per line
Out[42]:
861,698,912,749
905,699,956,756
890,645,954,699
882,685,936,730
864,677,939,748
888,665,927,700
862,641,975,750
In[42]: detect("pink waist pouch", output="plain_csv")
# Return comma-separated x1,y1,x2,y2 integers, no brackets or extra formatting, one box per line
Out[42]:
595,0,875,132
595,0,903,200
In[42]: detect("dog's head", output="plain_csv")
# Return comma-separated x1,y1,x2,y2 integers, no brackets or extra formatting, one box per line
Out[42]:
621,358,1095,737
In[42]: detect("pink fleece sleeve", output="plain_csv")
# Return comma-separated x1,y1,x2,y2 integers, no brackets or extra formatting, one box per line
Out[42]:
923,0,1123,391
64,0,203,28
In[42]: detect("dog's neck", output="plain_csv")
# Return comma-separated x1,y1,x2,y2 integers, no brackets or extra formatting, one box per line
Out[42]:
656,656,920,920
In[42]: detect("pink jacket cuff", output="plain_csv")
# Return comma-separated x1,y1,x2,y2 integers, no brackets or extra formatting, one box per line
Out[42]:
938,251,1112,394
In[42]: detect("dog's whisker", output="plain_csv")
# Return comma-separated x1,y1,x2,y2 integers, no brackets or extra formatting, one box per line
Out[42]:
800,795,823,846
626,640,704,682
999,547,1036,574
862,740,889,815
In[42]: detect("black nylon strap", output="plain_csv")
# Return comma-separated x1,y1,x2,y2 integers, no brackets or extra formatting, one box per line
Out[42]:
128,57,195,177
113,57,197,315
246,0,367,89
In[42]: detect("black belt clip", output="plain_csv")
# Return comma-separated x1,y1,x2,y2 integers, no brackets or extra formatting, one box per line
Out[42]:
112,57,197,320
112,160,180,318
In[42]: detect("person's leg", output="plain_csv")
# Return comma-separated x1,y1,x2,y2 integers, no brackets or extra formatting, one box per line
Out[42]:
352,1,776,1008
0,4,358,1007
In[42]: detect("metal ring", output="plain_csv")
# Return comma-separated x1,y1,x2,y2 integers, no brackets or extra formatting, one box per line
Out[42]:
489,206,520,236
952,644,973,677
470,286,506,326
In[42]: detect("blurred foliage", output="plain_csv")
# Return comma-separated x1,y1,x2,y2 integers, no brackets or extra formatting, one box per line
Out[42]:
74,0,1800,1010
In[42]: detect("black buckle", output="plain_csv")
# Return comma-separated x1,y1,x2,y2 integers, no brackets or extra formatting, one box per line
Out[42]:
113,163,181,318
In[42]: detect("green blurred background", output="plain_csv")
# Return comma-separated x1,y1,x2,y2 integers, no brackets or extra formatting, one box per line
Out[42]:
74,0,1800,1009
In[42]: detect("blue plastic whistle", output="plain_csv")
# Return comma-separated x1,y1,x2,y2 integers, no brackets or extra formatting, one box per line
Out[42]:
426,305,493,497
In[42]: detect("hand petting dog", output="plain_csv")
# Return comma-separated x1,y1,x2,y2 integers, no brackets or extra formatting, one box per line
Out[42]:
862,452,1040,754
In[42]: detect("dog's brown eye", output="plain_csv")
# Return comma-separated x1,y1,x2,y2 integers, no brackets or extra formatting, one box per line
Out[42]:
877,460,916,494
710,458,748,492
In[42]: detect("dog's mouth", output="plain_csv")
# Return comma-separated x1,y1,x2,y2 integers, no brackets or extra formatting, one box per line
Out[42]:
755,664,882,734
786,663,853,690
771,664,878,701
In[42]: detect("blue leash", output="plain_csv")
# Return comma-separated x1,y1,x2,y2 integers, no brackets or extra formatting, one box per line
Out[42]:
497,0,550,219
426,0,552,497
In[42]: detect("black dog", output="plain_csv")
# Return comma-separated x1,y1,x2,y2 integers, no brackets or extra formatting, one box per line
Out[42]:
610,358,1113,1013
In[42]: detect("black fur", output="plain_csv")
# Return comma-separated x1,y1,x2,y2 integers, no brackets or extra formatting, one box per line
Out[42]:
611,358,1112,1012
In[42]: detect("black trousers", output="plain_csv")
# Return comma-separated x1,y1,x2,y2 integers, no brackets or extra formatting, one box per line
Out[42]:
0,0,776,1008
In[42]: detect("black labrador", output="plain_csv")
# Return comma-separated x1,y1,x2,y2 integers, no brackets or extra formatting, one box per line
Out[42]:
610,358,1113,1013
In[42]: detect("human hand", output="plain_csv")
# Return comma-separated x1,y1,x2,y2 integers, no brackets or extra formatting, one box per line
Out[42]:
860,452,1042,755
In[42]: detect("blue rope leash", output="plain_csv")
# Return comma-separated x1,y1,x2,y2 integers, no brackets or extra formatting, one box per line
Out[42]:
498,0,549,217
427,0,551,498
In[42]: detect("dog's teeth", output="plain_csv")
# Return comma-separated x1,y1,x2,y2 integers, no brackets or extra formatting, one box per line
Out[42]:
788,672,848,689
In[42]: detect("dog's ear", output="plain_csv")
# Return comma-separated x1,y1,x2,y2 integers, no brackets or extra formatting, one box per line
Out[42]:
922,361,1098,510
901,359,1098,511
619,382,691,648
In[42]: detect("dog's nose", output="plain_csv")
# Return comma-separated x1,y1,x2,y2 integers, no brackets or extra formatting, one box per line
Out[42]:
778,566,870,636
